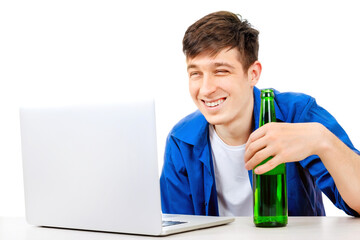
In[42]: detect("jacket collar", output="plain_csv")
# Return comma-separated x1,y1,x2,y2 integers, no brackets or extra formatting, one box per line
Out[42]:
172,86,285,148
171,110,209,148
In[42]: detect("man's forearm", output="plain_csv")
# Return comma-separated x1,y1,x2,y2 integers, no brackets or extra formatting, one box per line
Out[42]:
317,125,360,214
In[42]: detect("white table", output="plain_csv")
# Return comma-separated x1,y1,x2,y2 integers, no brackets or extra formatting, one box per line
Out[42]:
1,216,360,240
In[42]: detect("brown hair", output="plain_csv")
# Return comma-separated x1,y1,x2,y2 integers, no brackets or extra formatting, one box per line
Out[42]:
183,11,259,71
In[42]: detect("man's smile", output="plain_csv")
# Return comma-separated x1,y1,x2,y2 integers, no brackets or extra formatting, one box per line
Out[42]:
202,98,226,108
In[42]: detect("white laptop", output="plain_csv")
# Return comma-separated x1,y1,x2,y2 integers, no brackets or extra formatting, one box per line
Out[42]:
19,100,234,236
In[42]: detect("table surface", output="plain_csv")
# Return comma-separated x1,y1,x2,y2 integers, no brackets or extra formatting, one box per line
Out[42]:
1,216,360,240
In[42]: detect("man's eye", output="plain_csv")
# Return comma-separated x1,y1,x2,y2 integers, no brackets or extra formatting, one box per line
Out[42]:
190,72,200,77
215,70,229,75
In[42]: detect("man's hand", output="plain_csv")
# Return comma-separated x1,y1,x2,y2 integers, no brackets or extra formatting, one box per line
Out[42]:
244,121,360,214
244,122,325,174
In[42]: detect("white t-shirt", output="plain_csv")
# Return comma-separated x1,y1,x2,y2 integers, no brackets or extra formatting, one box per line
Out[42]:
209,125,253,216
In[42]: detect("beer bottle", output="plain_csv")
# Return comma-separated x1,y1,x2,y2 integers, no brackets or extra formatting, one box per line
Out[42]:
253,89,288,227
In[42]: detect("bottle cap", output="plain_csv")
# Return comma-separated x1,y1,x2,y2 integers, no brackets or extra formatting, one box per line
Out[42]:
261,89,274,98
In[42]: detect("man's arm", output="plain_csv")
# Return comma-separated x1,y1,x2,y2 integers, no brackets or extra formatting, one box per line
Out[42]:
244,122,360,215
160,136,195,215
315,124,360,214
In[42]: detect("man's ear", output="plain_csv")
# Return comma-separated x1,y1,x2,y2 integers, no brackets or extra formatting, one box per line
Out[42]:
247,61,262,86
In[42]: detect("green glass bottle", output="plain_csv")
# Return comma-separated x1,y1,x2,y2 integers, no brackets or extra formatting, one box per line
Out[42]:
253,89,288,227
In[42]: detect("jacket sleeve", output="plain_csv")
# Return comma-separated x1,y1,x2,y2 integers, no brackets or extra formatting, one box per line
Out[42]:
160,134,195,215
299,97,360,217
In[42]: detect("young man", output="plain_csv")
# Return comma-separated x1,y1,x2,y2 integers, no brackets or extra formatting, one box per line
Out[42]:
160,11,360,217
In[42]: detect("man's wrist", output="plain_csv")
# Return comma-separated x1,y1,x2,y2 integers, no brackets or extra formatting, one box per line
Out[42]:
312,122,333,159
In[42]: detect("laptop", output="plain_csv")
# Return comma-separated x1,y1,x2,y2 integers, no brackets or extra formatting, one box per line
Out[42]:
19,99,234,236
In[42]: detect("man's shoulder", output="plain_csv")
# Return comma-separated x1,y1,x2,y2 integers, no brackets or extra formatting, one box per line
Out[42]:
274,89,315,105
169,110,209,146
273,89,316,120
172,110,205,129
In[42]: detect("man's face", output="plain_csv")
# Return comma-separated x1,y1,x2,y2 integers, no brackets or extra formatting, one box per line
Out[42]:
187,48,257,127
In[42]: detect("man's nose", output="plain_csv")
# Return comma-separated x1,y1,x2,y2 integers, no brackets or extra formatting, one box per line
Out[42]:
199,74,217,96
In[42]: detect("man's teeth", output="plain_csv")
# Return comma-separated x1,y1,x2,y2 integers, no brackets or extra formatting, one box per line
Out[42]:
205,99,224,107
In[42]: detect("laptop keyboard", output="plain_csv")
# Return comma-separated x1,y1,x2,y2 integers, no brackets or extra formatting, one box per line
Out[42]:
162,220,187,227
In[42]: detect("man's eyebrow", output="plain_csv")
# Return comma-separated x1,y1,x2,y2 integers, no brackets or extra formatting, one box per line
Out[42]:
213,62,235,69
187,64,197,71
187,62,235,71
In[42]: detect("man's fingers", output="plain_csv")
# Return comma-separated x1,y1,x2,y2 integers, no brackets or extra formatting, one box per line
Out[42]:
244,136,268,164
253,155,282,175
245,146,274,170
245,125,267,149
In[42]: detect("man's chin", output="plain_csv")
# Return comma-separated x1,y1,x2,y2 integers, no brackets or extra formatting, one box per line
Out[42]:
202,114,226,126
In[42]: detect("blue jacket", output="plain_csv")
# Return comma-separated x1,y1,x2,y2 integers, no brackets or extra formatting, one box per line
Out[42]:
160,87,360,217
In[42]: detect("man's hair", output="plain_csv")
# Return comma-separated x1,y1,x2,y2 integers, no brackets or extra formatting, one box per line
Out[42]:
183,11,259,71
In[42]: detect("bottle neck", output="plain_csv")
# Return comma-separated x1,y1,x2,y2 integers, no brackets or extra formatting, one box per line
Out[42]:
259,96,276,127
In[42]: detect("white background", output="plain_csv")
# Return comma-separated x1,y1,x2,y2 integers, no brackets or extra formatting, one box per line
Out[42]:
1,0,359,217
